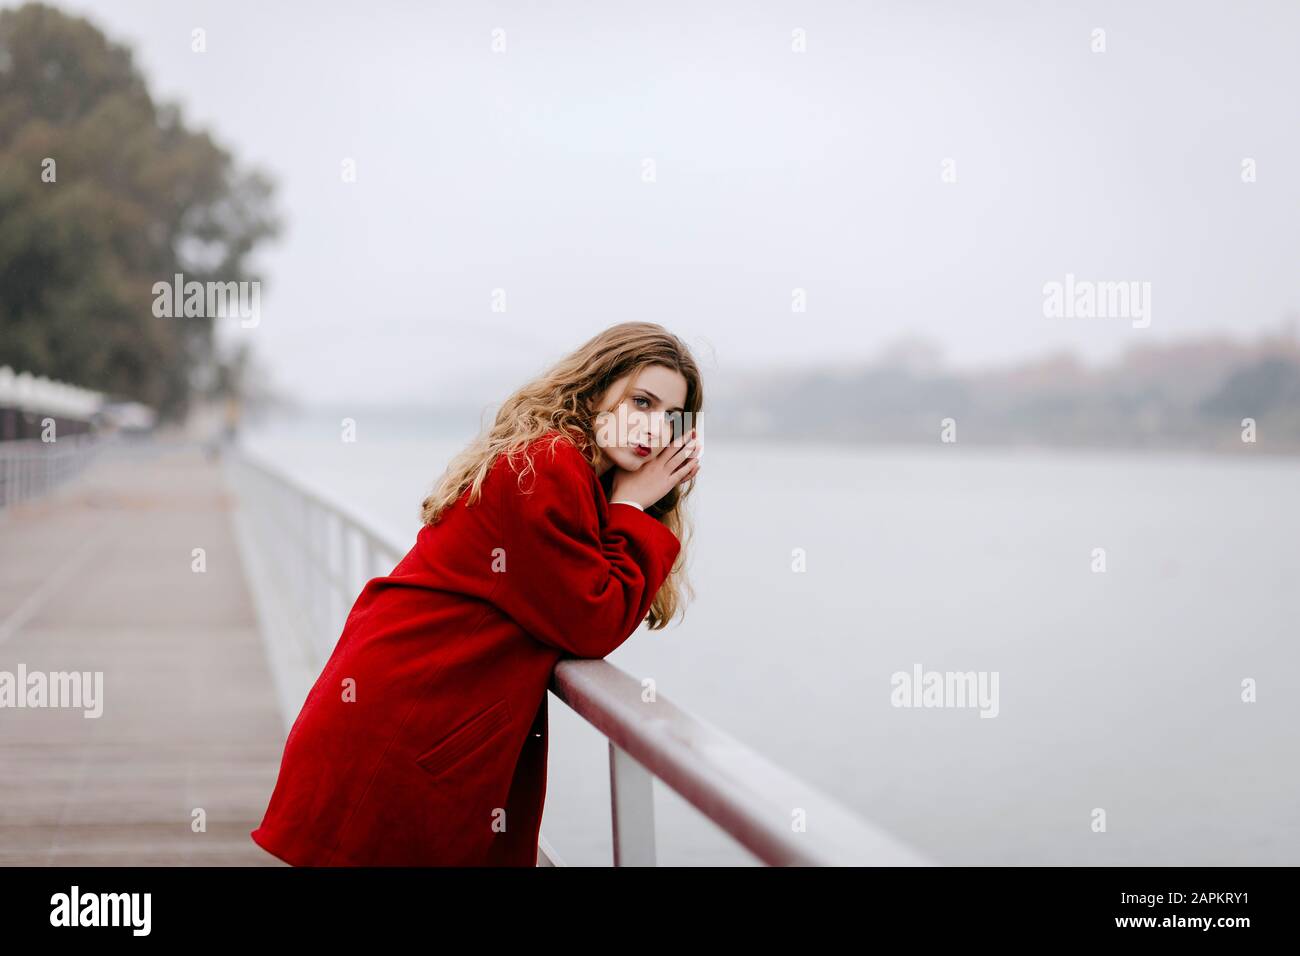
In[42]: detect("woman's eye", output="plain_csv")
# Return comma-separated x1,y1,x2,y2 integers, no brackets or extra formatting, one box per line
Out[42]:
633,396,651,408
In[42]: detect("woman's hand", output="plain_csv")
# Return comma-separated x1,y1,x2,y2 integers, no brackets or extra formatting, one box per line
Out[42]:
610,428,701,510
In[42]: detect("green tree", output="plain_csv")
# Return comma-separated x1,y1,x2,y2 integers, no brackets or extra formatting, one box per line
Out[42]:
0,3,279,419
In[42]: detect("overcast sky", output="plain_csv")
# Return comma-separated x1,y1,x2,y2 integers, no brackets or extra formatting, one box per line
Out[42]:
51,0,1300,406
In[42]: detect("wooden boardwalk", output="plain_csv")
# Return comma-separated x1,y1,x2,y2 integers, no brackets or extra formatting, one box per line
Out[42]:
0,441,287,865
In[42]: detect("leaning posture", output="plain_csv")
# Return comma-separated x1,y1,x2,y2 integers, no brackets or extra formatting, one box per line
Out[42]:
250,322,704,865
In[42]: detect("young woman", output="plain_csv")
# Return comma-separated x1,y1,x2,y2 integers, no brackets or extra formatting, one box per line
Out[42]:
250,322,703,866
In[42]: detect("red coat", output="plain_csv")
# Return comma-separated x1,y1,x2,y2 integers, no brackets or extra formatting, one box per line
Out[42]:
250,429,681,865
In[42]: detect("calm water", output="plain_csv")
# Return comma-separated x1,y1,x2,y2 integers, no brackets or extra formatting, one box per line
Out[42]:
239,415,1300,865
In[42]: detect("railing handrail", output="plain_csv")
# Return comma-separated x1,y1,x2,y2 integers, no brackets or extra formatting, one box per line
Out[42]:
0,432,103,452
232,443,410,563
226,444,932,867
548,661,930,866
0,432,110,514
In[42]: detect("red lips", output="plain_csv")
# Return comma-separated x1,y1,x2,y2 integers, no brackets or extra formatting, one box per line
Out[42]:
633,444,651,458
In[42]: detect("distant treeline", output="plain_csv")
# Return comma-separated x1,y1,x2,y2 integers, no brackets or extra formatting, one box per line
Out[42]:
707,331,1300,453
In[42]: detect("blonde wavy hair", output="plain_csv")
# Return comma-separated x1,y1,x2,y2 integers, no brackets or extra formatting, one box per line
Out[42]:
419,322,704,630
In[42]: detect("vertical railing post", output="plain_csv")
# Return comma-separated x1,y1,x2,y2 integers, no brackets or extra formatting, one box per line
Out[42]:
329,511,344,636
312,506,331,661
359,536,374,599
609,741,656,866
301,495,313,652
308,502,323,659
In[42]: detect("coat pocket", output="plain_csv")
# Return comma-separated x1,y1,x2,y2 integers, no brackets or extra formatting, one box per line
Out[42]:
415,698,513,778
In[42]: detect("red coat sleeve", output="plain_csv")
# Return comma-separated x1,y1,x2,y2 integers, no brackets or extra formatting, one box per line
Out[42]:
493,437,681,659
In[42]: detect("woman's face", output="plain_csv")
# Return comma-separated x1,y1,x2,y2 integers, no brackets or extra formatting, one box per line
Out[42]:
592,364,690,472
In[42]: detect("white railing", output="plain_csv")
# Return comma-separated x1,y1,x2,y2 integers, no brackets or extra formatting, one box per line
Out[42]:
222,445,405,721
224,445,931,867
0,433,108,513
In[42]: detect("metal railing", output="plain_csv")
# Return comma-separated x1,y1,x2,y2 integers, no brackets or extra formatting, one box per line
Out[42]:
224,446,931,867
0,433,108,513
222,445,406,724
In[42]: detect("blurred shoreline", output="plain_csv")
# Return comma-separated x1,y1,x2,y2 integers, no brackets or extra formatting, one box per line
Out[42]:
238,324,1300,460
701,324,1300,456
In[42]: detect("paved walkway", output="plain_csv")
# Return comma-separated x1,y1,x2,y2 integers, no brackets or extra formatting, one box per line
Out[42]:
0,441,286,865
